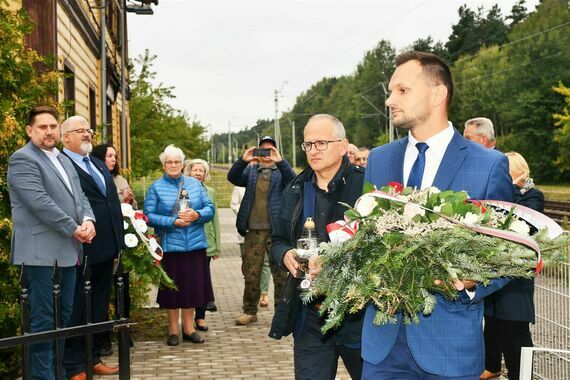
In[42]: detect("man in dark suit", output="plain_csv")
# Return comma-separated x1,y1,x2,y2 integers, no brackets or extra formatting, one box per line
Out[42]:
61,116,124,379
8,106,96,380
362,52,514,379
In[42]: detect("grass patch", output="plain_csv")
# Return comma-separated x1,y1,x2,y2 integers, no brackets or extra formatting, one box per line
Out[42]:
130,308,168,341
538,184,570,202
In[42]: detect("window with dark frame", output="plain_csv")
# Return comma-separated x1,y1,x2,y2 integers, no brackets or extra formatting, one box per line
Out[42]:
89,86,97,132
63,64,75,118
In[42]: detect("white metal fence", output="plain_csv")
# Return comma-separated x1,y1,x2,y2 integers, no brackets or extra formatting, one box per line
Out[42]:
529,261,570,379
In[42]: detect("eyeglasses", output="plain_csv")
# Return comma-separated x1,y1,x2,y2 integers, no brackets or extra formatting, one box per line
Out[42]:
164,160,182,166
66,128,95,136
301,140,342,152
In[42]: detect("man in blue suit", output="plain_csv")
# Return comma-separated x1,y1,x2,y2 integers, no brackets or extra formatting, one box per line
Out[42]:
362,51,514,379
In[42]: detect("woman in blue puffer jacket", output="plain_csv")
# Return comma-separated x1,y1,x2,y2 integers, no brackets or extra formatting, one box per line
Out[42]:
144,145,214,346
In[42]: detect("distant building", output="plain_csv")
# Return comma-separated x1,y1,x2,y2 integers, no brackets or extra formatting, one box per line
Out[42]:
11,0,134,169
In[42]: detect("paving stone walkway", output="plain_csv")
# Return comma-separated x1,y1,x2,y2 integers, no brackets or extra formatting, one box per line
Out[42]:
99,208,352,379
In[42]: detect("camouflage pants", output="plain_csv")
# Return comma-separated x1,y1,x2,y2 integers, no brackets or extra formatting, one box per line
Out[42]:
242,229,288,315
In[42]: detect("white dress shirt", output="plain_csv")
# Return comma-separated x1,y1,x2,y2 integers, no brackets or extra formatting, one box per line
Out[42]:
42,147,73,193
403,122,455,189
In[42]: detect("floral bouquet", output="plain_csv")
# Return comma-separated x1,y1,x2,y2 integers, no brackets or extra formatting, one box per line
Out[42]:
121,203,175,289
303,182,570,333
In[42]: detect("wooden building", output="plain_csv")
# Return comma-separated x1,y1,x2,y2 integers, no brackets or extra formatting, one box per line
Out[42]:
12,0,133,169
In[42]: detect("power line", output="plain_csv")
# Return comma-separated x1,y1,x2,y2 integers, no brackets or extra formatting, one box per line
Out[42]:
454,51,562,85
454,20,570,64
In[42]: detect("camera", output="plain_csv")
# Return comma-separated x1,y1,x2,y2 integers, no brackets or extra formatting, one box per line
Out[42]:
253,148,270,157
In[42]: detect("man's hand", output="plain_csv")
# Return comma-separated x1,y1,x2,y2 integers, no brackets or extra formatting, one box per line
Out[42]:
267,146,282,163
242,147,257,163
283,249,298,277
74,220,96,243
434,279,477,292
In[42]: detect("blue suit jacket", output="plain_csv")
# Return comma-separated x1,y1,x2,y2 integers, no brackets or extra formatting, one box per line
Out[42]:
362,129,514,377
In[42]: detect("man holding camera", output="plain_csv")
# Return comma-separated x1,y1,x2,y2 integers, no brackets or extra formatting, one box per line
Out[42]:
227,136,296,325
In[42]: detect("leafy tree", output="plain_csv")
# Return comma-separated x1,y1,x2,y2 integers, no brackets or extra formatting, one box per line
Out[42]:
0,2,59,377
507,0,529,28
130,50,209,176
446,5,509,62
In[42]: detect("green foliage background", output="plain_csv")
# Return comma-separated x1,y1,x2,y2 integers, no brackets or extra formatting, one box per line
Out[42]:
0,2,60,377
216,0,570,183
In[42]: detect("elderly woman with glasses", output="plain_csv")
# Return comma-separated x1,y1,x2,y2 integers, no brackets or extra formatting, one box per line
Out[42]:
183,159,221,331
144,145,214,346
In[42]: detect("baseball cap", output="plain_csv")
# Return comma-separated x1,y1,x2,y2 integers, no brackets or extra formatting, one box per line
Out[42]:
259,136,277,147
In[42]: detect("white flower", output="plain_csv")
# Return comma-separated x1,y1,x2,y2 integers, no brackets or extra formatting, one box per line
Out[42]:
123,221,129,230
121,203,135,218
134,219,148,233
429,187,441,194
356,195,378,217
462,212,479,225
433,205,442,213
403,203,425,220
509,220,530,235
124,233,138,248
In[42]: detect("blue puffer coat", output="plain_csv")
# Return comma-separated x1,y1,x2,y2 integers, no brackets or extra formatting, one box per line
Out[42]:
144,174,214,253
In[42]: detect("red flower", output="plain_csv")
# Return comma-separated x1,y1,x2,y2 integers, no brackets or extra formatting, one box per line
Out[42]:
467,200,487,213
388,182,403,194
134,211,149,223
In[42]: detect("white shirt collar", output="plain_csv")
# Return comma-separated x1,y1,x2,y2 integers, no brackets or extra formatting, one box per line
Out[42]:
407,121,455,153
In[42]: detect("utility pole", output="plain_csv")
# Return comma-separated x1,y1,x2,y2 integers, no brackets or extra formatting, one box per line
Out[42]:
227,122,232,163
290,120,296,168
274,81,287,153
380,82,394,142
209,125,214,164
101,0,107,141
274,89,281,152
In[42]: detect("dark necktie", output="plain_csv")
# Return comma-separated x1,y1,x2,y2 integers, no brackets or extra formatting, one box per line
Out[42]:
407,142,429,189
83,156,106,195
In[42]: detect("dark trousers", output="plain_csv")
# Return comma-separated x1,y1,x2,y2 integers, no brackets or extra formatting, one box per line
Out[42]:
294,308,362,380
362,324,476,380
26,266,76,380
64,258,114,376
195,257,213,320
484,316,533,380
242,229,287,315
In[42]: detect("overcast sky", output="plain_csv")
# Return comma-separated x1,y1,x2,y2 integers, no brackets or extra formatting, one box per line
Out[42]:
127,0,540,135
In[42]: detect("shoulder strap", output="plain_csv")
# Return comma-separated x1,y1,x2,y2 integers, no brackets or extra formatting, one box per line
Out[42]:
170,177,184,217
303,181,316,221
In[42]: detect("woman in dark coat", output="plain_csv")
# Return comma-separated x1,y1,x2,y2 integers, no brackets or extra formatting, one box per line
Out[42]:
481,151,544,380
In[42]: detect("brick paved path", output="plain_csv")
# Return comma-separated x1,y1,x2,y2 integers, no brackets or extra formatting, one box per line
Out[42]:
99,208,352,379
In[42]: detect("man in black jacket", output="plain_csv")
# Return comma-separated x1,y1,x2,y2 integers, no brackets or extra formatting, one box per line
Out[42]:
61,116,124,379
270,114,365,380
227,136,296,326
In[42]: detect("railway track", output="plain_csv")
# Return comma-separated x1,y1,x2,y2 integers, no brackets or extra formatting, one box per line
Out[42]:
544,200,570,226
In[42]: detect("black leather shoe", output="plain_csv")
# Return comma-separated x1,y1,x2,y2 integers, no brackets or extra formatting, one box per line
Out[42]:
166,334,179,346
182,331,205,343
205,302,217,312
195,323,209,332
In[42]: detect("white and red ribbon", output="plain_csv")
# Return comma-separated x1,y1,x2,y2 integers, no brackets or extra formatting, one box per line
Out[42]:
340,191,562,274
